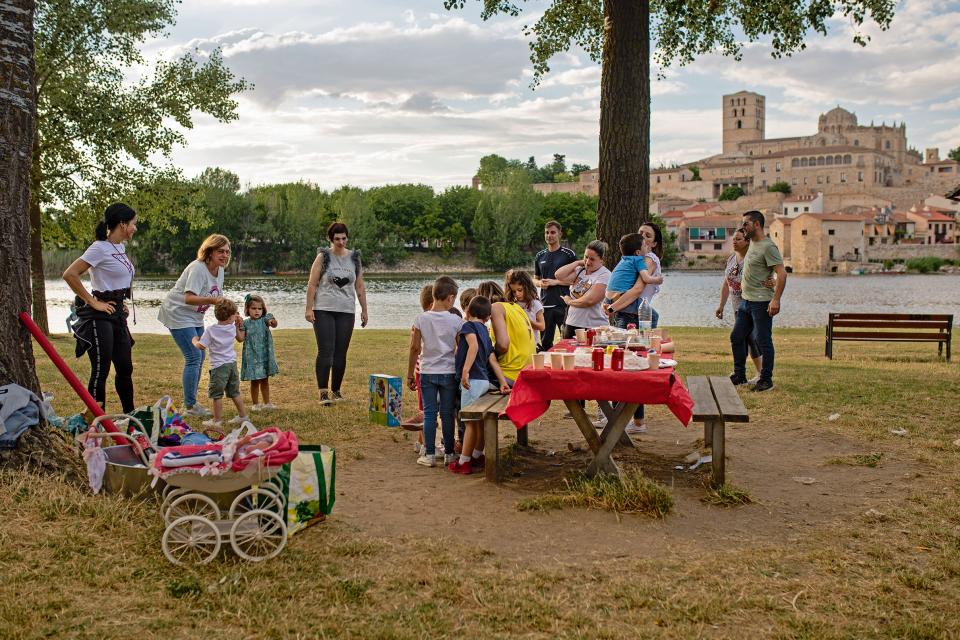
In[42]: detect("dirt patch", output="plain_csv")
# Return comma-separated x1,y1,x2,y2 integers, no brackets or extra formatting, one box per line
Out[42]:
334,407,930,565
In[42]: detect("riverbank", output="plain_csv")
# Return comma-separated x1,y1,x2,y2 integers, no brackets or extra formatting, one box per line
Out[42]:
5,328,958,638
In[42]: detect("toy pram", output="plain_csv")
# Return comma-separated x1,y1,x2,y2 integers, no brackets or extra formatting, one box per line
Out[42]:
80,414,160,496
149,424,299,565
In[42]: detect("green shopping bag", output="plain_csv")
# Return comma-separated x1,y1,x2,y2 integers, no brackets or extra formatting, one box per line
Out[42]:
278,445,336,536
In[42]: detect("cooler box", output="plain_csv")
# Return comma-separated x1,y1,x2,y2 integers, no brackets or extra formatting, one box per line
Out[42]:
368,374,402,427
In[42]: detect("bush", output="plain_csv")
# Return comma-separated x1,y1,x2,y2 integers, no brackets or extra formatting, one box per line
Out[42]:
883,259,895,270
718,186,745,201
767,181,791,195
905,257,947,273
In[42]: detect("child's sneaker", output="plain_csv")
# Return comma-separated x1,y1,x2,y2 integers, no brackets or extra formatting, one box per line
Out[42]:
416,453,436,467
186,404,212,417
401,412,424,428
228,415,250,425
625,420,647,435
261,403,278,410
444,453,457,466
448,460,472,474
201,418,222,428
251,404,263,412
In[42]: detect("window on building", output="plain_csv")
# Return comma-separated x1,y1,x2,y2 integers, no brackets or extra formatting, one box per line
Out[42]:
694,243,701,250
817,157,825,166
885,140,891,150
760,163,766,173
792,158,799,168
828,229,835,235
737,120,742,129
732,109,737,116
689,228,699,239
803,177,808,185
858,171,864,182
801,230,808,236
829,245,835,259
869,237,875,245
817,176,823,184
804,207,809,212
843,154,852,164
840,172,847,183
853,139,859,146
792,178,798,185
714,243,722,251
776,162,781,172
826,175,831,183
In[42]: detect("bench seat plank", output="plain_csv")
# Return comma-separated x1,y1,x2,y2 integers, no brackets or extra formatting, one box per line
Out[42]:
830,313,953,321
708,376,750,423
460,393,508,420
832,320,949,329
831,331,949,341
687,376,721,421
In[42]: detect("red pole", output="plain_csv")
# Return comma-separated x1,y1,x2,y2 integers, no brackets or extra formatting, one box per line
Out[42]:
18,311,119,434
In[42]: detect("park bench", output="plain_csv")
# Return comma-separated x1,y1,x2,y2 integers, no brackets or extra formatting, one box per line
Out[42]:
459,392,522,483
685,376,749,487
825,313,953,360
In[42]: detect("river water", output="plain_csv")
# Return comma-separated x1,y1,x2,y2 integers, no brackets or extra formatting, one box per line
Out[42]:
42,272,960,333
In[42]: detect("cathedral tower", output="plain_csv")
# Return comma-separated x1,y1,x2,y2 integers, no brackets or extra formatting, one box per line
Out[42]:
723,91,765,154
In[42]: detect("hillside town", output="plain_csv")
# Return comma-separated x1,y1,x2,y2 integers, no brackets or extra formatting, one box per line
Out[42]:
533,90,960,273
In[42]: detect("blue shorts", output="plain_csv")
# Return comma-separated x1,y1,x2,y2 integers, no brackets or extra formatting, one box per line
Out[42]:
460,379,492,409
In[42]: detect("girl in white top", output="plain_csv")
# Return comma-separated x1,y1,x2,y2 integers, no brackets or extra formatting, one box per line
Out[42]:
62,203,138,413
158,234,231,416
505,269,545,345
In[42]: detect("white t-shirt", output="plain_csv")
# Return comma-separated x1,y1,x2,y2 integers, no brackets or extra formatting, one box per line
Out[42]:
565,266,611,329
522,298,544,342
413,310,464,375
158,260,225,330
198,322,238,369
79,240,134,292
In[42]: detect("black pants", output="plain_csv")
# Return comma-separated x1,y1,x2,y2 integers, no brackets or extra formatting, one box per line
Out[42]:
312,310,355,392
541,305,567,352
87,317,134,413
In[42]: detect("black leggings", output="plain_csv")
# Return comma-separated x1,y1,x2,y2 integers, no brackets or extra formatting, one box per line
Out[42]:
312,310,355,392
87,317,134,413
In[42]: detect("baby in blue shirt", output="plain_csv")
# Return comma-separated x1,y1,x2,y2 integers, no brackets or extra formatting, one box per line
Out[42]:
604,232,663,315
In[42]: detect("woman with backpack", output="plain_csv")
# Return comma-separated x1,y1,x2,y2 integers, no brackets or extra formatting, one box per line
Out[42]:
305,222,369,405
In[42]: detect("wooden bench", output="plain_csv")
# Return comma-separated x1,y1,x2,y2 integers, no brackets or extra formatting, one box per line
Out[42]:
686,376,749,487
826,313,953,360
459,393,514,482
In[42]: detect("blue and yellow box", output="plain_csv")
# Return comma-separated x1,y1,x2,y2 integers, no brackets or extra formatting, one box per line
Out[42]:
368,374,402,427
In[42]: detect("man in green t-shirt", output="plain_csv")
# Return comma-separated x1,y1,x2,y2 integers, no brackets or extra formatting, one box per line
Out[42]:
730,210,787,392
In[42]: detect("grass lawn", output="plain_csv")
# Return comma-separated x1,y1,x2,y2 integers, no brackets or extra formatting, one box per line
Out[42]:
2,327,959,639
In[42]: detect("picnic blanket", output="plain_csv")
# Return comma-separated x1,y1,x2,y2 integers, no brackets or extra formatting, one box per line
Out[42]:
504,367,694,428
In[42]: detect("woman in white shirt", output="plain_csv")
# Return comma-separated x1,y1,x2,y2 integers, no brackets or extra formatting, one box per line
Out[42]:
62,203,138,413
158,234,231,416
555,240,611,337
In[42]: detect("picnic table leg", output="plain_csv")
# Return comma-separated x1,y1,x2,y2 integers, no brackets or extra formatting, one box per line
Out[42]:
516,425,529,447
564,400,602,454
704,419,713,447
710,419,725,487
483,414,500,483
585,403,637,478
597,401,635,448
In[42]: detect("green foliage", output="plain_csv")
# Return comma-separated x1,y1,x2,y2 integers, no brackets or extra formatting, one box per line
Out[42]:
719,186,745,201
477,152,588,185
540,192,597,254
516,470,673,517
688,165,701,181
34,0,251,217
768,181,791,195
905,257,948,273
473,170,542,269
948,146,960,162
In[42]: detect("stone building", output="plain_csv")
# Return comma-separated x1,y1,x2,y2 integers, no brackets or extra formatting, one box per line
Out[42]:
769,213,866,273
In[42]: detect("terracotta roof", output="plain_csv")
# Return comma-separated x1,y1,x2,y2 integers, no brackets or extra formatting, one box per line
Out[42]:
910,211,954,222
795,213,865,223
889,212,914,223
661,210,685,218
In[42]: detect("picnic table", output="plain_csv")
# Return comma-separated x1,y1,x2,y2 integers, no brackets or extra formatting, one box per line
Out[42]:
503,340,694,478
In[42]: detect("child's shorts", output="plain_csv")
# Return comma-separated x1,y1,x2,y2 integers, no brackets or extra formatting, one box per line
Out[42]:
460,379,493,411
209,362,241,399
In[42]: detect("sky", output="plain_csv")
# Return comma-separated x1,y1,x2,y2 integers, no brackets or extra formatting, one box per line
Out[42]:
144,0,960,191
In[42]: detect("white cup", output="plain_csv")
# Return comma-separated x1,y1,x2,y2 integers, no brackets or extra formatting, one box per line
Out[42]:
532,353,546,370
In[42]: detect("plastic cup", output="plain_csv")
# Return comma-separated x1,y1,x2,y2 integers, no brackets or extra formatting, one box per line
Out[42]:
532,353,546,370
562,353,576,370
550,353,564,370
648,352,660,369
651,336,662,351
575,328,586,343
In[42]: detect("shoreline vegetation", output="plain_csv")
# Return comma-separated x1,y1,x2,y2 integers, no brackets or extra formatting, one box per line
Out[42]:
5,328,959,638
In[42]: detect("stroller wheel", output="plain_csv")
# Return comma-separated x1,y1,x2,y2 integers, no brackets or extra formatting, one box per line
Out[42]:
162,515,221,565
164,493,221,525
230,510,287,562
229,487,283,520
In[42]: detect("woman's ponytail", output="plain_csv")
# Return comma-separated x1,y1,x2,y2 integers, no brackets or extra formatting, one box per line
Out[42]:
96,203,136,241
95,221,109,240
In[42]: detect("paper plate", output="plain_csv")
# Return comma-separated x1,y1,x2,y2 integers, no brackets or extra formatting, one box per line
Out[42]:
658,358,678,368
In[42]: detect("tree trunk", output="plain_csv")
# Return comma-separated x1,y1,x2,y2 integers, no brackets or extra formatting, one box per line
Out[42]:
596,0,650,269
0,0,82,480
30,134,48,333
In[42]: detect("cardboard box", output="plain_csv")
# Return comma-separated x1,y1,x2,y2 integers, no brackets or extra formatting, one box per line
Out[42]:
368,374,402,427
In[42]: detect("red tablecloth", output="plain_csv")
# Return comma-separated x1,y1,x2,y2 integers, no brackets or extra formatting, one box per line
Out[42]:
504,366,694,428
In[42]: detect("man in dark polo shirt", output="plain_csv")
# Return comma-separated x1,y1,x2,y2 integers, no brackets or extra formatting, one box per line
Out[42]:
533,220,577,351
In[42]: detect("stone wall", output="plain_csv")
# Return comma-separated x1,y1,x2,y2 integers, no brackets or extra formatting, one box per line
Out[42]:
865,244,959,261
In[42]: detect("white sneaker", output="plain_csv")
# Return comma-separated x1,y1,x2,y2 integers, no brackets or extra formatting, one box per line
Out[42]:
251,404,262,412
228,415,250,425
416,453,436,467
261,403,278,410
625,421,647,435
186,405,212,417
748,375,761,384
202,418,222,428
593,416,608,430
